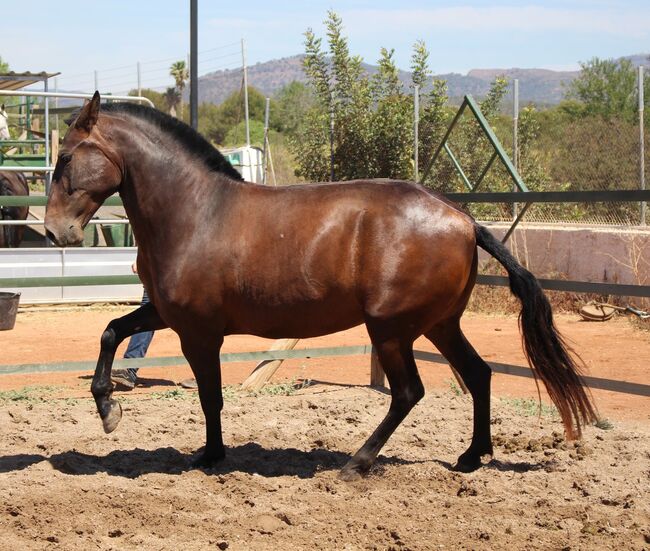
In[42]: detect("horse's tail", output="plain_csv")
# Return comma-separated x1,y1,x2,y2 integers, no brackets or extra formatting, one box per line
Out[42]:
474,223,597,439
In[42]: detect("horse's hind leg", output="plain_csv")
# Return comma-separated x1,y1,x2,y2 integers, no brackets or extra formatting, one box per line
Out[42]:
179,333,225,468
340,336,424,481
91,302,167,433
426,319,492,472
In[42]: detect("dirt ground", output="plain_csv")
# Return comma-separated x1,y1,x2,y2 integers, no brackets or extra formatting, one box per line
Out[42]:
1,306,649,549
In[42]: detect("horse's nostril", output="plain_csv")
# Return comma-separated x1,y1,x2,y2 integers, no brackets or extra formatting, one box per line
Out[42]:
45,229,57,243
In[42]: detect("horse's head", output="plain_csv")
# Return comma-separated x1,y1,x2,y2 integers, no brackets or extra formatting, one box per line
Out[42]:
45,92,123,246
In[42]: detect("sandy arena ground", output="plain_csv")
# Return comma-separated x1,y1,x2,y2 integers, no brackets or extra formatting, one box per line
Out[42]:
0,306,649,549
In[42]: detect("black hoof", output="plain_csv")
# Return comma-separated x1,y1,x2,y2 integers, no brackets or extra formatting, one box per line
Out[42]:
339,458,372,481
190,449,226,469
454,448,492,473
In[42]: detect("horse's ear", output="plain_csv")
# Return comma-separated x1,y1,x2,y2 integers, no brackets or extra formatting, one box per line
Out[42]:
75,91,101,133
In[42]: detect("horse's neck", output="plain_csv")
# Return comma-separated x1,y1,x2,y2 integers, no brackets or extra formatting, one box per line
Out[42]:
117,128,232,254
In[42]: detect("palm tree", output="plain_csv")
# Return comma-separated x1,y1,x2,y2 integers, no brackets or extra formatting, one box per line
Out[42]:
163,87,181,117
169,60,189,117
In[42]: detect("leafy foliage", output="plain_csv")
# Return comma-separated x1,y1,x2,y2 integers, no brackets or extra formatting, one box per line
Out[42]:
565,57,648,122
0,55,9,73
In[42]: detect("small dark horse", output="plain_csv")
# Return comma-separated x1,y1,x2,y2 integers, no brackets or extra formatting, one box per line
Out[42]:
0,171,29,248
45,93,596,479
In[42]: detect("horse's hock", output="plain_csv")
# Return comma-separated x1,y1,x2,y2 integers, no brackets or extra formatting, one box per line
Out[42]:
0,291,20,330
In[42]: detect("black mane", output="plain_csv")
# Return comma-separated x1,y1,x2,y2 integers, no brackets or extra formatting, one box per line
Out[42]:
101,102,244,181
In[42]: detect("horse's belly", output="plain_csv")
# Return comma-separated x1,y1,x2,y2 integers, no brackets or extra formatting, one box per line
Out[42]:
224,295,365,339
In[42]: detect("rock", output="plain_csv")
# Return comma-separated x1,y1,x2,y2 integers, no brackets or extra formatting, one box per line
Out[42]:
216,540,229,550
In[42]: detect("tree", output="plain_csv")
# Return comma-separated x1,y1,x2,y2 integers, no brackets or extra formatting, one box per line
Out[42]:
163,87,181,117
128,88,166,112
565,57,649,121
0,56,9,73
169,60,189,117
273,81,316,135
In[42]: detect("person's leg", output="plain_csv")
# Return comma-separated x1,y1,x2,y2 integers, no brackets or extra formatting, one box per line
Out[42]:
113,290,155,389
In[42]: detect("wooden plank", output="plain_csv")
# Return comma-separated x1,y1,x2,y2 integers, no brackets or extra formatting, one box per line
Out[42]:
240,338,300,391
370,346,386,387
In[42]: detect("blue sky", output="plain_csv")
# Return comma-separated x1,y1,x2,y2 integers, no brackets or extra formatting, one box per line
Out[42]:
2,0,649,94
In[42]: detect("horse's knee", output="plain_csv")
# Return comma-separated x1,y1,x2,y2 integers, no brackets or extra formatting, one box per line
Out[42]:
100,326,117,350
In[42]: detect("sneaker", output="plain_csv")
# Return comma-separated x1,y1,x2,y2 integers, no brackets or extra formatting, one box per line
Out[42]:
111,368,137,390
180,378,198,389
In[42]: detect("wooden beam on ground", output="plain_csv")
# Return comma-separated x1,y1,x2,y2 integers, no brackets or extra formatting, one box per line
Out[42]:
240,338,300,391
370,347,385,387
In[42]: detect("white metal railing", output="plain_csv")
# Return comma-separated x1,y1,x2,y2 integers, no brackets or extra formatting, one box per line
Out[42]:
0,89,154,174
0,89,154,108
0,219,130,226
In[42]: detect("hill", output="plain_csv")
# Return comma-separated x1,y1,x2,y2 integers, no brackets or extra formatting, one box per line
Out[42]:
196,54,650,106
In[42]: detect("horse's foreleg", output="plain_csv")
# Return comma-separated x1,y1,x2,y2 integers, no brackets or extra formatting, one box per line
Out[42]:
179,334,225,468
340,336,424,481
426,320,492,472
91,303,167,433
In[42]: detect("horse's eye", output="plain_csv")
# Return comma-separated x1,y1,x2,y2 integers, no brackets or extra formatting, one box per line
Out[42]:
60,153,72,164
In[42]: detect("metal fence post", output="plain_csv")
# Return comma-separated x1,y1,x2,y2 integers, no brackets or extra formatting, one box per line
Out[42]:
414,85,419,182
137,62,142,98
512,79,519,219
44,77,51,193
94,70,98,91
640,66,646,226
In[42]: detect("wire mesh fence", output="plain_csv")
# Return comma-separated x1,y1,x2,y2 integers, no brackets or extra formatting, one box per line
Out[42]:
421,81,648,227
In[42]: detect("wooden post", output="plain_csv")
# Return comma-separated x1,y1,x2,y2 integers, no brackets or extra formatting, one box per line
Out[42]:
240,338,300,391
51,130,59,165
370,346,385,387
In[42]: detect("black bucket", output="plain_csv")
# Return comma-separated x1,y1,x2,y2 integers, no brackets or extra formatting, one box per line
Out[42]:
0,292,20,331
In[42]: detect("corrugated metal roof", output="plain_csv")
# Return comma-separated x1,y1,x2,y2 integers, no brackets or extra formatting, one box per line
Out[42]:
0,72,60,91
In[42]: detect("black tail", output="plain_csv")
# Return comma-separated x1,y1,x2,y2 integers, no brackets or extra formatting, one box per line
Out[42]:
474,223,597,439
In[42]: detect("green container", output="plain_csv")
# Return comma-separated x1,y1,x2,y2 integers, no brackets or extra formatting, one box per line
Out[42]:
83,225,98,247
100,224,133,247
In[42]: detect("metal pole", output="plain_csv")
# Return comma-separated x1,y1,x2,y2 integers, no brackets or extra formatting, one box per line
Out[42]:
330,106,335,181
241,38,250,147
190,0,198,130
54,77,59,134
640,66,646,225
44,77,51,193
262,97,270,185
94,70,98,91
414,85,419,182
137,62,142,97
513,79,519,219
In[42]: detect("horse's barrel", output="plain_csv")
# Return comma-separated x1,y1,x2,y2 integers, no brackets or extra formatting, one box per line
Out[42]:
0,291,20,330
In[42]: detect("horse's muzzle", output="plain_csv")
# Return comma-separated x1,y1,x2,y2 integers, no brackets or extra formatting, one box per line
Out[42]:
44,222,84,247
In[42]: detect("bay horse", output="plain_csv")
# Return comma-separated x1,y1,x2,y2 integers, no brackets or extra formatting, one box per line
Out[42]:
44,93,596,479
0,171,29,248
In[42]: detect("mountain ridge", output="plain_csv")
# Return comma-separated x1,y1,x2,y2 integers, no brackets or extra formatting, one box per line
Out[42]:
196,53,649,106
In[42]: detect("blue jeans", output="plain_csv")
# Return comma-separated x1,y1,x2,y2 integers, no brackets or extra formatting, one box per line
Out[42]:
123,289,154,373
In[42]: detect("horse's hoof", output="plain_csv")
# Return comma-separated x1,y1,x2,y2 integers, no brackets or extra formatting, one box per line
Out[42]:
339,457,371,482
454,451,492,473
338,467,364,482
101,400,122,434
190,450,226,469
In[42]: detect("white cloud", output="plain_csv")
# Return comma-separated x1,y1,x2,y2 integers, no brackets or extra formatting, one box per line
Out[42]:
341,5,650,38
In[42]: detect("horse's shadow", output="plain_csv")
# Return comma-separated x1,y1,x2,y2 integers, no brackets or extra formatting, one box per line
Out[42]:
432,457,557,473
0,447,548,479
40,444,419,479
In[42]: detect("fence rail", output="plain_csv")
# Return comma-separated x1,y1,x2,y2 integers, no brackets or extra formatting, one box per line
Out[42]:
1,345,648,397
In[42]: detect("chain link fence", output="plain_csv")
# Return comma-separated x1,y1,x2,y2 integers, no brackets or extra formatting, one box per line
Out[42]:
422,78,647,227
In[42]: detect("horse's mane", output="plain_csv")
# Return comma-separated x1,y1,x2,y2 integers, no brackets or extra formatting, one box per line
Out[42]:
100,102,244,181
